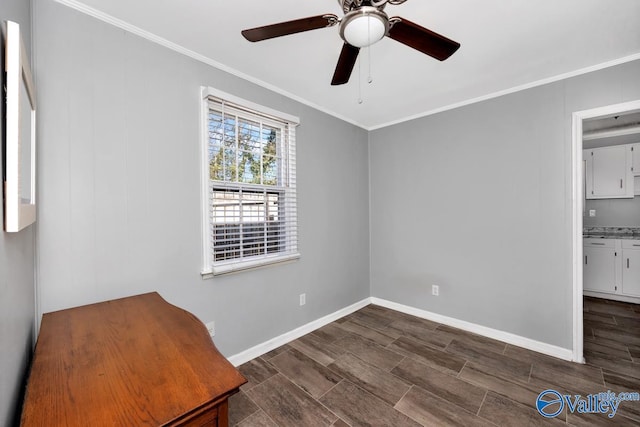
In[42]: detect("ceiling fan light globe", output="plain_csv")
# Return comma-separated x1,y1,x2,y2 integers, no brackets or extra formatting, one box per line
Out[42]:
340,8,388,48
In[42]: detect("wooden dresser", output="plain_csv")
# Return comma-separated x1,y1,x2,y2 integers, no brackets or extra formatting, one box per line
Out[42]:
20,292,246,426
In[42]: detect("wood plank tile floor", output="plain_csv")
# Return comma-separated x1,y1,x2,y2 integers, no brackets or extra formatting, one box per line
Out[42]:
229,297,640,426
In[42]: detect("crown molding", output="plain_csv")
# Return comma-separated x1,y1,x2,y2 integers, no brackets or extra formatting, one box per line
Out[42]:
369,52,640,131
54,0,369,130
55,1,640,132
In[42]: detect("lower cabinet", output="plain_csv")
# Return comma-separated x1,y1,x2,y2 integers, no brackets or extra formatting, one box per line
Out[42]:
622,240,640,297
584,238,640,300
583,239,619,294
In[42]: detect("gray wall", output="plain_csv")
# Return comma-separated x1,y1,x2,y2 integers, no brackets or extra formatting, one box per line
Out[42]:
0,0,36,425
34,0,369,357
584,197,640,227
369,59,640,349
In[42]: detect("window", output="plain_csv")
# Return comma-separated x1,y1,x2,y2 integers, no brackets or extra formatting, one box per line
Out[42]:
201,87,299,276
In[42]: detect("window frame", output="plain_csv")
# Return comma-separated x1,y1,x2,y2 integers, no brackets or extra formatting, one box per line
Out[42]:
200,87,300,277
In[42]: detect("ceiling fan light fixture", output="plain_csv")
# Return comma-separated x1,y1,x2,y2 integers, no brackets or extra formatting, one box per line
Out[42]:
340,7,389,48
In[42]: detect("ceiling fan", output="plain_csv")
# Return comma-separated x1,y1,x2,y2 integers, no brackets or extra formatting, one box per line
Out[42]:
241,0,461,86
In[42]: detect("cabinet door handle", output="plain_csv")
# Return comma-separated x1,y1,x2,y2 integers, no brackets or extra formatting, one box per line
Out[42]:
585,255,588,265
628,258,631,269
620,179,623,188
633,244,640,247
590,242,605,245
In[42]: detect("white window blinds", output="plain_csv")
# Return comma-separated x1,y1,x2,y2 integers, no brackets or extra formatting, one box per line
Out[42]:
201,88,299,276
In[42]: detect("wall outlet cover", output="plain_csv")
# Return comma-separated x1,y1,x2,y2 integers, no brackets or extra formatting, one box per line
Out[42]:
589,209,596,217
432,285,439,296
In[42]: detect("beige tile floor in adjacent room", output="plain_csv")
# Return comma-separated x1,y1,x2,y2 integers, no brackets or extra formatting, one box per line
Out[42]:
228,297,640,426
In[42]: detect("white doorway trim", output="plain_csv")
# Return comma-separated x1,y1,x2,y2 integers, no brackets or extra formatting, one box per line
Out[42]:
572,99,640,363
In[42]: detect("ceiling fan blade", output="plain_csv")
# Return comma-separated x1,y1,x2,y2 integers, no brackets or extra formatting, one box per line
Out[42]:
387,17,460,61
331,43,360,86
242,14,338,42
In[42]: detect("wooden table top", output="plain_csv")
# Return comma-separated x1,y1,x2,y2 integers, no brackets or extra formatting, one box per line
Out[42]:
21,292,246,426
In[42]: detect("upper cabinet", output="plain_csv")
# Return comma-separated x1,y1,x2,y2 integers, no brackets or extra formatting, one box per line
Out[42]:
584,145,634,199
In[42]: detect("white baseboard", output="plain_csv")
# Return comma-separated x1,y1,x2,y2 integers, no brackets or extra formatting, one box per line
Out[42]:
584,290,640,305
370,297,575,362
227,297,371,366
227,296,576,367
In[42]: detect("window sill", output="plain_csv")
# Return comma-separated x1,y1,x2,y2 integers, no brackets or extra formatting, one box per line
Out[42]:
201,252,300,279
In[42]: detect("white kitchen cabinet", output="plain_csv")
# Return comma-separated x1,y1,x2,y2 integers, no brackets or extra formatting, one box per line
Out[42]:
632,143,640,176
583,239,619,294
584,145,634,199
622,240,640,297
633,144,640,195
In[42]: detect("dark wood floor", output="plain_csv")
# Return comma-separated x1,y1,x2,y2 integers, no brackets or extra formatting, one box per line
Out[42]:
228,297,640,426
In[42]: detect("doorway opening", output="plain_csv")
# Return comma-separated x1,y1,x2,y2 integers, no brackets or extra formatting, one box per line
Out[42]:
572,99,640,363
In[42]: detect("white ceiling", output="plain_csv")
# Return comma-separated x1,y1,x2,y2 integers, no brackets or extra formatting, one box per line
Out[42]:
58,0,640,129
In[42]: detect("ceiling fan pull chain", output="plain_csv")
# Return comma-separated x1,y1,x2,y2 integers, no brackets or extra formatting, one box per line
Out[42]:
358,55,363,104
368,47,372,84
367,16,373,84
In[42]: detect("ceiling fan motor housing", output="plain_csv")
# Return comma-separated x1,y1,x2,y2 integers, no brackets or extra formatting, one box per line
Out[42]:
339,0,409,14
339,0,386,14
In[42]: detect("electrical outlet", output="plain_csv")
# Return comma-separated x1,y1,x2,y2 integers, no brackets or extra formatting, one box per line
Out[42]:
299,293,306,306
205,321,215,337
432,285,439,296
589,209,596,217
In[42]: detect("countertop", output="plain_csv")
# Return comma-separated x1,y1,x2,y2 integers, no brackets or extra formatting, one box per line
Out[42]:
583,234,640,240
583,227,640,240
